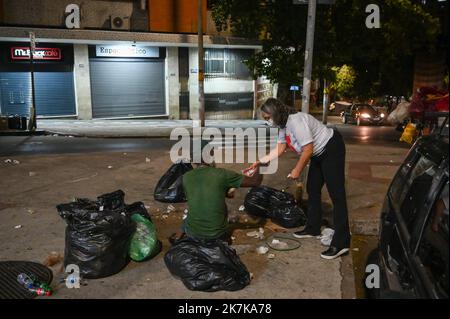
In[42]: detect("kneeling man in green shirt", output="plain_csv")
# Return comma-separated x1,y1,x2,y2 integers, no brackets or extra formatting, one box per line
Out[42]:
171,151,263,243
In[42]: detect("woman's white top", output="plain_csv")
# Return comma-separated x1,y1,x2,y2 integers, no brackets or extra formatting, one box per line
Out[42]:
278,112,334,156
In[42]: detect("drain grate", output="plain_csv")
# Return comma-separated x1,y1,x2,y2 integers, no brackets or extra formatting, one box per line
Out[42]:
0,261,53,299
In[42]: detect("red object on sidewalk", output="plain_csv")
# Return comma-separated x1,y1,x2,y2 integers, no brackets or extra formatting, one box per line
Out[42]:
410,86,449,119
435,95,449,112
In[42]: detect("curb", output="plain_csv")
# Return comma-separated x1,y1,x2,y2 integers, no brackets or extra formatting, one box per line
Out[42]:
0,130,47,136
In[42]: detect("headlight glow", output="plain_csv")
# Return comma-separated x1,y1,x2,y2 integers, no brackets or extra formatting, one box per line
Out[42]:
380,113,385,118
361,113,371,119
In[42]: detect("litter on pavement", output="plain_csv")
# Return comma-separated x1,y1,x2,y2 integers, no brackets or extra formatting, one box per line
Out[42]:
256,246,269,255
42,252,63,267
270,239,289,250
318,228,335,247
246,227,264,240
4,159,20,165
166,205,176,213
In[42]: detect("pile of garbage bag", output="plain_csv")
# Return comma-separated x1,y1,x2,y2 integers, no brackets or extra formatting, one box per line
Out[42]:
244,186,307,228
164,238,251,292
387,101,411,125
57,190,160,279
388,86,449,125
154,161,193,203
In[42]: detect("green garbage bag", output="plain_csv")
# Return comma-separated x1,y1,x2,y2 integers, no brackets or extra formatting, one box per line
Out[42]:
129,214,161,262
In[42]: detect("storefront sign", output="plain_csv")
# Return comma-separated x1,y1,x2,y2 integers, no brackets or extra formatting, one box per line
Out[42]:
11,47,62,60
95,45,159,58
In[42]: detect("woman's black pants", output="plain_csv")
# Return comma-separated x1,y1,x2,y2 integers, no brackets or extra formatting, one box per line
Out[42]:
304,130,351,248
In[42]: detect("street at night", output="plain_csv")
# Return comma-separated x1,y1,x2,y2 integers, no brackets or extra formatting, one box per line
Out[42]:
0,120,407,156
0,0,448,310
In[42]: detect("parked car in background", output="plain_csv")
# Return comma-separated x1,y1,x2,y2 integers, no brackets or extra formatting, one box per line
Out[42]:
366,117,449,299
341,104,386,126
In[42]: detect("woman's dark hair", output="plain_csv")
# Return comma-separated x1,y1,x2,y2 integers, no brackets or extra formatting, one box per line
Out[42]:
260,98,296,128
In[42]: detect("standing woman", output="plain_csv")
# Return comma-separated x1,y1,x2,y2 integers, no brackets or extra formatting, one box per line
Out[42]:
251,98,351,259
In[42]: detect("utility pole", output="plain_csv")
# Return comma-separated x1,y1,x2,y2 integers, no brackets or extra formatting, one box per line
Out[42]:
198,0,205,127
301,0,316,114
28,32,37,131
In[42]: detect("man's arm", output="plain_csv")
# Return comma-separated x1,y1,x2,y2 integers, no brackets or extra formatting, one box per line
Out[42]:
240,170,263,188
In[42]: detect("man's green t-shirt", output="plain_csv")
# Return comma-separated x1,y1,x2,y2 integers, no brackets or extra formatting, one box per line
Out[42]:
182,166,244,239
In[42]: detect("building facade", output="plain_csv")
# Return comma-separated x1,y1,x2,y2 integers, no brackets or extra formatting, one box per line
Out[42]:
0,0,273,120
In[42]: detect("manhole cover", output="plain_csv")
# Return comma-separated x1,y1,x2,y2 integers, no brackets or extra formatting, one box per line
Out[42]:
0,261,53,299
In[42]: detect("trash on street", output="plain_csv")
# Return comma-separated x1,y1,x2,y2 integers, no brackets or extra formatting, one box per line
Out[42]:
256,246,269,255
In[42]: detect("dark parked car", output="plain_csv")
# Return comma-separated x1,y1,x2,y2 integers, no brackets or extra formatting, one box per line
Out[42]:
341,104,386,126
366,118,449,299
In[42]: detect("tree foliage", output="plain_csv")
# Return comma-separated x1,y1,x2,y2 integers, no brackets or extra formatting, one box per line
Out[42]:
330,65,357,99
210,0,444,101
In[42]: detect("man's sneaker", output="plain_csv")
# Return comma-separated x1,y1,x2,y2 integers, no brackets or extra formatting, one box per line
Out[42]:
320,246,349,260
293,229,320,239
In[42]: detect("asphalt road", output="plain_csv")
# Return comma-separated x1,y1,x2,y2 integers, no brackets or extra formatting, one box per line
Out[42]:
0,124,408,157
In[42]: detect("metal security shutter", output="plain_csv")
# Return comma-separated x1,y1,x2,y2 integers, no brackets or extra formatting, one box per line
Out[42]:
0,72,31,116
34,72,76,117
0,72,76,117
90,59,165,118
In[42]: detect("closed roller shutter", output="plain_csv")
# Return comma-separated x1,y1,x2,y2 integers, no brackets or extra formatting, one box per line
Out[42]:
90,59,166,118
35,72,76,116
0,72,31,116
0,71,76,117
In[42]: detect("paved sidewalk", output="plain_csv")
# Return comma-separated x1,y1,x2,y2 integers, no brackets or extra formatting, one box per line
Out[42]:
37,119,269,137
36,116,342,137
0,144,357,299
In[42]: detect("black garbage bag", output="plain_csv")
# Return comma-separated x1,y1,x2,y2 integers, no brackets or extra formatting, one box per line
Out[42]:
244,186,307,228
97,189,125,210
57,190,136,279
164,238,251,292
125,201,151,220
154,162,193,203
